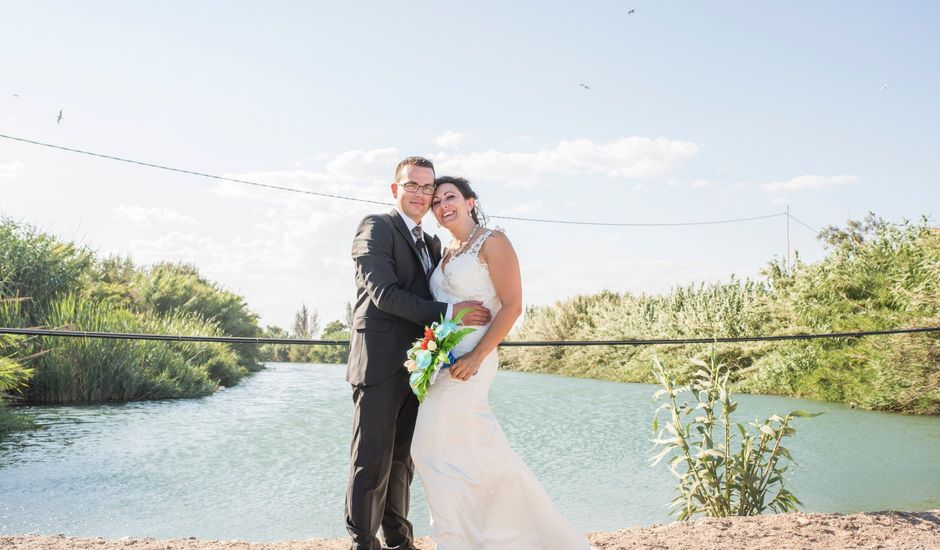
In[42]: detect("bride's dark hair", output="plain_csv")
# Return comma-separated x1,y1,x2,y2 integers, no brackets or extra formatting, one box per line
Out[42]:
434,176,487,226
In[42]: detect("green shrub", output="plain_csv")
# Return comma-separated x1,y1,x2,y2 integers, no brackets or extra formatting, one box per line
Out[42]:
503,215,940,414
24,294,244,403
651,352,820,519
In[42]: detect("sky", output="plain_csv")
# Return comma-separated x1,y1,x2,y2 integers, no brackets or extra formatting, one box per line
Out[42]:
1,1,938,331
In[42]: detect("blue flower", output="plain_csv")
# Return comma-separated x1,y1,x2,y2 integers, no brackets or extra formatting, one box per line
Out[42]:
415,349,433,371
434,321,457,339
409,370,424,387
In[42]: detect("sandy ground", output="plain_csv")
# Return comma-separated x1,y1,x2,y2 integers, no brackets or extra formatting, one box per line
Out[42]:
2,509,938,550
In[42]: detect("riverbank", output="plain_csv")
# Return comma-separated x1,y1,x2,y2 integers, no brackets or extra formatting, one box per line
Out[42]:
3,509,938,549
501,219,940,416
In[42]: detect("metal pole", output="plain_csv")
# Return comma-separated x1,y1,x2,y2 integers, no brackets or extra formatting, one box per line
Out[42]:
786,205,791,273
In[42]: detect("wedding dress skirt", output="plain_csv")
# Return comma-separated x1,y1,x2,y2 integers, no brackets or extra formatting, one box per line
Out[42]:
411,230,590,550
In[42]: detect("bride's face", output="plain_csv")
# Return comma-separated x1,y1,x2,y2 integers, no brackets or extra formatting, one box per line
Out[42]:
432,183,474,230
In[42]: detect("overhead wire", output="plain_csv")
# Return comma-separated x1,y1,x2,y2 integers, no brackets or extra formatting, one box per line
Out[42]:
3,136,932,350
1,133,794,228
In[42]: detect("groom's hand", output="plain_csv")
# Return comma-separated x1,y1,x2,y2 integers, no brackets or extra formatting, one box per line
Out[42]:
454,301,491,326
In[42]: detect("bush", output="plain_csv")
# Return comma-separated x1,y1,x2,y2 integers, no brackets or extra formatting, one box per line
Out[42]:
503,215,940,414
1,217,264,407
23,294,245,403
651,352,820,519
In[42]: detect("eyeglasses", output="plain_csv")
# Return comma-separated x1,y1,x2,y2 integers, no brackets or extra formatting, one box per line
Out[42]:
398,182,435,196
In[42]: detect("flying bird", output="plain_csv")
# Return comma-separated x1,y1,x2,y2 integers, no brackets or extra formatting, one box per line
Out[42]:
579,83,591,90
628,9,636,14
57,109,63,125
877,84,889,92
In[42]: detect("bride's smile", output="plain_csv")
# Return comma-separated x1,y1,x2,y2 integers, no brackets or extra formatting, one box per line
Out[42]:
432,183,476,238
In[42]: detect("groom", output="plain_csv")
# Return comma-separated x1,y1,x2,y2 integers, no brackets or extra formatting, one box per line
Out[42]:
345,156,491,550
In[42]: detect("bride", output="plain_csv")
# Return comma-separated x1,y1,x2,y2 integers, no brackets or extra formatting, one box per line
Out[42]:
411,176,592,550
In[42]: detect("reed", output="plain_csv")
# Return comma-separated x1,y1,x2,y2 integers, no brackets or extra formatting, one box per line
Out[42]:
651,351,820,519
0,300,35,436
503,215,940,414
1,217,255,405
23,293,246,403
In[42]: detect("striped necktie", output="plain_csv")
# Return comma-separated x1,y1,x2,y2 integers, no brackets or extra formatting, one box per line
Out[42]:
412,225,431,275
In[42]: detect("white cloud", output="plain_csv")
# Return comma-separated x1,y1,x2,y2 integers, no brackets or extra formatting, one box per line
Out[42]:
760,174,859,192
115,205,196,227
499,201,543,215
129,231,225,264
432,130,466,149
214,168,392,208
325,148,399,181
667,178,719,189
0,161,24,178
435,137,701,187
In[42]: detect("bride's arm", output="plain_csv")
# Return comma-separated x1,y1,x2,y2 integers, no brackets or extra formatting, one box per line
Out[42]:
449,231,522,381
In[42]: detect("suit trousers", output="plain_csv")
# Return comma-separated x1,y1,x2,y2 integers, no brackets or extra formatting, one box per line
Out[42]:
345,369,419,550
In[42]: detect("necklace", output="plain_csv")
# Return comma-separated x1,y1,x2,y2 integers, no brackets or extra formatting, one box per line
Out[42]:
447,223,481,257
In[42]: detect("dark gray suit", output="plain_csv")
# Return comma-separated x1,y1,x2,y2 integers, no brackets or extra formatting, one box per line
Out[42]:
345,209,446,550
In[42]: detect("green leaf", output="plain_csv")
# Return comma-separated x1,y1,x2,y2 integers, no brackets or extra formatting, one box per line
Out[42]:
451,307,474,324
759,425,776,437
650,446,673,466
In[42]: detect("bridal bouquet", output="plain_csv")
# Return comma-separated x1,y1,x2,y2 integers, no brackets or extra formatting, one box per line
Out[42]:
405,308,476,402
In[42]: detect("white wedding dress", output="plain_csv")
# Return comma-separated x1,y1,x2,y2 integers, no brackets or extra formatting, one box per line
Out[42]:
411,229,591,550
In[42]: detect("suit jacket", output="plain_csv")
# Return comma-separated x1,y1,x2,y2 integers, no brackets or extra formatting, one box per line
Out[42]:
346,209,447,386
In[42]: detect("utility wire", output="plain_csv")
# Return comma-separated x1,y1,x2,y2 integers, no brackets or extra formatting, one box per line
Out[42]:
0,134,391,207
1,133,791,228
492,211,786,227
788,213,818,233
2,326,937,347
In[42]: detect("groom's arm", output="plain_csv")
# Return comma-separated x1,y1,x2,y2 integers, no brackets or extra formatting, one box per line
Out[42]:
352,214,447,326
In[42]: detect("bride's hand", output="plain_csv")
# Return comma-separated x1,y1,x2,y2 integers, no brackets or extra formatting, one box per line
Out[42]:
450,352,482,381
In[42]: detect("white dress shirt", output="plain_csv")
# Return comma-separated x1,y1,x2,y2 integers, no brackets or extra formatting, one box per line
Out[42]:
394,208,453,320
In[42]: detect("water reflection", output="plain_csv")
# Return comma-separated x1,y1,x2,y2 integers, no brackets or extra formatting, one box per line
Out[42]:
1,363,938,541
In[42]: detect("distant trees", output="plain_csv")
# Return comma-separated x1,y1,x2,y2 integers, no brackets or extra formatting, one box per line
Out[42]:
261,303,349,365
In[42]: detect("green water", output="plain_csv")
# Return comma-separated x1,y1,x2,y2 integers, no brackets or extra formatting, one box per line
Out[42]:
1,363,938,541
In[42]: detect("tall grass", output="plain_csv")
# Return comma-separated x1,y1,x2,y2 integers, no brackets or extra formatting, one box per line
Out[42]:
651,351,820,519
503,215,940,414
0,216,257,409
24,294,244,403
0,299,35,435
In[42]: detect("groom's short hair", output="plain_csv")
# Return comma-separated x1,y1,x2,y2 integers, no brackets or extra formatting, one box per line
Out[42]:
395,156,435,181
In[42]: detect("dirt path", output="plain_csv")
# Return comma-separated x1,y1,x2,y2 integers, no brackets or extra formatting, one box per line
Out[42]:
3,509,938,549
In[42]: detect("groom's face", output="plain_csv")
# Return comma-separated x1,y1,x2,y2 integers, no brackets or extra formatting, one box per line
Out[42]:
391,164,435,223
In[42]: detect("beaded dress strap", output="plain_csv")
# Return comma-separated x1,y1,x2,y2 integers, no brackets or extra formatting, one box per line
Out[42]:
467,228,497,256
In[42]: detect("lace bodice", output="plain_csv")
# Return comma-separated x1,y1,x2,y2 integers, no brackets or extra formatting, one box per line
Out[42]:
429,228,502,356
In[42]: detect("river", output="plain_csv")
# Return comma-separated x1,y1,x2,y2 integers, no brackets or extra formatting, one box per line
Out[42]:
1,363,938,541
